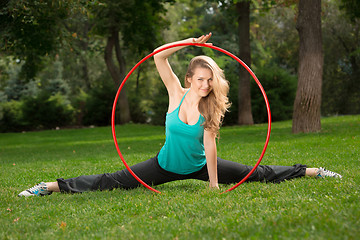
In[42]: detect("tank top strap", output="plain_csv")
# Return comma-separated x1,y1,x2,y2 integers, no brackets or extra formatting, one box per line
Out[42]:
178,89,190,108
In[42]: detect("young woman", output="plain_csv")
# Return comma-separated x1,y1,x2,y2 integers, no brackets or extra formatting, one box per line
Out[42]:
19,33,342,197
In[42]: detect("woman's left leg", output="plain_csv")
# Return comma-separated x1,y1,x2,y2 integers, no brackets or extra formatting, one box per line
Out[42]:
192,157,307,184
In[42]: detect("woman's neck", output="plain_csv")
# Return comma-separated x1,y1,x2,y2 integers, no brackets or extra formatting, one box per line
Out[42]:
185,88,202,108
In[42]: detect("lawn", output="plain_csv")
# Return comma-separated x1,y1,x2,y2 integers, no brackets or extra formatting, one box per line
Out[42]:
1,115,359,239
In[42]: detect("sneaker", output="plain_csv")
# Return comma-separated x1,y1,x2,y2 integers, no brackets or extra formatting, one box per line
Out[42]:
316,167,342,179
18,182,52,197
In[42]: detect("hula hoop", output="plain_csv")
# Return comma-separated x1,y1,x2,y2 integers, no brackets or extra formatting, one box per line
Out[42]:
111,43,272,194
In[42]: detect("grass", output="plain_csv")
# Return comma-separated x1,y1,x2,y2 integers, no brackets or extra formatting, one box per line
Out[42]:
0,115,359,239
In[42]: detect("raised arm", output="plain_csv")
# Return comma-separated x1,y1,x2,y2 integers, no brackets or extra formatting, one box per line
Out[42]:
153,33,213,98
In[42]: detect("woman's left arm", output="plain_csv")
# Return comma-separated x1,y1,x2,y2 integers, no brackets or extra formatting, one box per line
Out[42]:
204,130,219,189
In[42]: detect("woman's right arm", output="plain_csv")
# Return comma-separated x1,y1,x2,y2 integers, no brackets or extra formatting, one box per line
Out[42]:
153,33,212,97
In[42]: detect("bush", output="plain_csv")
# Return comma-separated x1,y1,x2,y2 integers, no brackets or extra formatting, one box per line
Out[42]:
150,84,168,125
129,94,148,124
0,92,75,132
82,81,116,126
21,92,74,130
251,65,297,123
71,89,88,126
222,60,240,126
0,100,25,132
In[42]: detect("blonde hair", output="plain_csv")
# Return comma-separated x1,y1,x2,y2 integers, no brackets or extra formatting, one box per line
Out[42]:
185,56,231,136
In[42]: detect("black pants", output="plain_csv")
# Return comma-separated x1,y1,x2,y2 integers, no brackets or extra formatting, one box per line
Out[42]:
57,155,307,193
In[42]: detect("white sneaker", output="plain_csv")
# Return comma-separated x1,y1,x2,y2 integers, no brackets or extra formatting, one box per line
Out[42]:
317,167,342,179
18,182,52,197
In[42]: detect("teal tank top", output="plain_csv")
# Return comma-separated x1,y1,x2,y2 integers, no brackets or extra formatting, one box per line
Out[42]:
158,90,206,174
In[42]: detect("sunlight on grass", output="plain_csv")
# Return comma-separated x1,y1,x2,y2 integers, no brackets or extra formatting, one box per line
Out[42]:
1,116,359,239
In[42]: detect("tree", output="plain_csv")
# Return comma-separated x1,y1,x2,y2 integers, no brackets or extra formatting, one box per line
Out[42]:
215,0,283,125
0,0,71,80
321,0,360,116
62,8,94,91
198,0,254,125
235,0,254,125
339,0,360,22
292,0,323,133
89,0,172,124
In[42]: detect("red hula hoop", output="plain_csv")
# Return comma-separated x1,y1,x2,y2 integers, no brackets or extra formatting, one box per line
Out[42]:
111,43,272,194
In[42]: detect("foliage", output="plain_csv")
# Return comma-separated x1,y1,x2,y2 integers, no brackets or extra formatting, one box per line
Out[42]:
251,64,297,123
0,100,24,132
85,0,175,123
88,0,172,53
38,58,70,97
150,83,169,125
253,4,298,73
0,92,74,132
1,116,359,239
0,57,76,131
3,61,26,101
128,95,148,124
339,0,360,22
322,0,360,116
0,56,11,92
0,0,71,79
0,0,359,132
2,60,40,101
222,58,240,125
126,64,155,124
71,89,88,126
21,92,74,130
82,78,116,126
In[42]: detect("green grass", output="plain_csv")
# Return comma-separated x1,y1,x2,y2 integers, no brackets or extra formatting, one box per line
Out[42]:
1,115,359,239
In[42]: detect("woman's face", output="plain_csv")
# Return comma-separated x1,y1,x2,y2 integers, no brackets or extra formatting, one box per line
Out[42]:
187,67,213,97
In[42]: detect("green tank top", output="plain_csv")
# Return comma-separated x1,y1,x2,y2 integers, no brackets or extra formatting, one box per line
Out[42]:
158,89,206,174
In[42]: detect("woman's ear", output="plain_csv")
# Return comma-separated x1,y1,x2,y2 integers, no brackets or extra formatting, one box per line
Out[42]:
186,76,192,85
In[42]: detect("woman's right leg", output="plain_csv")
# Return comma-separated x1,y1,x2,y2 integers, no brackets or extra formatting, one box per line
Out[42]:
19,155,181,196
47,182,60,192
53,155,184,194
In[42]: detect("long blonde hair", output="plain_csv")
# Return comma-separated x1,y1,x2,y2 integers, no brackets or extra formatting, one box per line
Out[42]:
185,56,231,136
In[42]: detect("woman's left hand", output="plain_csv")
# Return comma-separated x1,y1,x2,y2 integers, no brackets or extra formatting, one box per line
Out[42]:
209,182,219,189
193,33,213,46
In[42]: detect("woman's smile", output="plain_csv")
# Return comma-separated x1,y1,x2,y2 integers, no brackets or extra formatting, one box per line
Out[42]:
188,67,213,97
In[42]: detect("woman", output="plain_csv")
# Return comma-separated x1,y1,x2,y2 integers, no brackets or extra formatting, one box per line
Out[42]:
18,33,342,197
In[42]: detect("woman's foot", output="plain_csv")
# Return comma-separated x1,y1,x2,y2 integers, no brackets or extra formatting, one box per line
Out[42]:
316,167,342,178
18,182,52,197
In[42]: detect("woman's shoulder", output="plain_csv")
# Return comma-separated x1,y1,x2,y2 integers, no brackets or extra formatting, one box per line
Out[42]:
167,87,188,113
171,87,188,100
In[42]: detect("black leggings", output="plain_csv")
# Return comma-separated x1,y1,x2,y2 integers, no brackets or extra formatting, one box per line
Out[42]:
57,155,307,193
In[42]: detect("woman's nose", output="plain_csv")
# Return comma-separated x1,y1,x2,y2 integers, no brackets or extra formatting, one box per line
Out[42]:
203,80,209,88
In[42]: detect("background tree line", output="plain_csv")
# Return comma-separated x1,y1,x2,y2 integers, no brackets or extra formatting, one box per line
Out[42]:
0,0,359,133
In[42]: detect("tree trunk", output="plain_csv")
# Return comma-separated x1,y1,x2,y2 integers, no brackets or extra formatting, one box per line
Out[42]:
292,0,323,133
236,1,254,125
104,28,131,124
80,54,90,90
80,22,91,90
